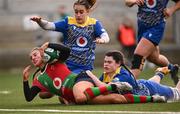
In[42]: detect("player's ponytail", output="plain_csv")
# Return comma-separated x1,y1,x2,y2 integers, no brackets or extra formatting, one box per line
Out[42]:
74,0,97,10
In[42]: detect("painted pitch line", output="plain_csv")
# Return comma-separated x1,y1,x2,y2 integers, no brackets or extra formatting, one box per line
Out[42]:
0,109,180,114
0,90,11,94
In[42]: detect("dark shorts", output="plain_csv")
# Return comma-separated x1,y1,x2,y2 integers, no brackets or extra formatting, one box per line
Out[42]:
137,21,165,46
74,71,95,85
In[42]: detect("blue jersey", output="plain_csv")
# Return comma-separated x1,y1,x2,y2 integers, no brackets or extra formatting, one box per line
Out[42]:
54,16,106,73
137,0,177,26
99,67,139,89
100,66,174,100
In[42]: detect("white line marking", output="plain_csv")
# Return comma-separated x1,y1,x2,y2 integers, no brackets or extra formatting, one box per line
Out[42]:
0,91,11,94
0,109,180,114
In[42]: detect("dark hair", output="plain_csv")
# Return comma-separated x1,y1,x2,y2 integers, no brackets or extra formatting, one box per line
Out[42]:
105,50,125,65
74,0,96,10
106,50,139,88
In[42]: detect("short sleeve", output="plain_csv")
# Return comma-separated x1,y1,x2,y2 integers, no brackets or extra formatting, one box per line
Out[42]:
94,20,106,37
54,17,68,33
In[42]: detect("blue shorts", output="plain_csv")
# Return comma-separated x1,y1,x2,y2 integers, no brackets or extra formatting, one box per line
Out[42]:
66,62,93,74
138,79,173,99
137,21,165,45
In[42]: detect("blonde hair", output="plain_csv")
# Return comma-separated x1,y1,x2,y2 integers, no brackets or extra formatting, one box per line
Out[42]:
30,47,44,57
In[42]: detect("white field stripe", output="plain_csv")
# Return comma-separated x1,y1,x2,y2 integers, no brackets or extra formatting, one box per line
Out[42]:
0,91,11,94
0,109,180,114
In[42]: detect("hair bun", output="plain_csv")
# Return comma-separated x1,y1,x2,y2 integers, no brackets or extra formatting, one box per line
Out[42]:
87,0,96,8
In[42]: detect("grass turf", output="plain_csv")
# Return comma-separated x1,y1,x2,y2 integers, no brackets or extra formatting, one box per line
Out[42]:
0,68,180,114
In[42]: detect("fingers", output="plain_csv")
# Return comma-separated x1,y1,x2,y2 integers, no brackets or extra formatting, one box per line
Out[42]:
23,65,31,81
163,8,171,19
41,42,49,51
136,0,144,6
30,16,42,22
95,39,105,44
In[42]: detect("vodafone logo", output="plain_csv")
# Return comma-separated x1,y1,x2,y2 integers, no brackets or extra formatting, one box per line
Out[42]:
76,37,88,47
146,0,157,8
53,77,62,89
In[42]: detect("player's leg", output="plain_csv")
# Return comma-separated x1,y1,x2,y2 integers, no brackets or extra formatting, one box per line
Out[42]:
148,66,170,83
131,38,155,78
88,94,128,104
147,46,169,67
73,72,95,104
84,82,132,99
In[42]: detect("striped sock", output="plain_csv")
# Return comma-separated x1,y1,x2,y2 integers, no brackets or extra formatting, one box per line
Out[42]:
123,94,152,103
84,85,114,100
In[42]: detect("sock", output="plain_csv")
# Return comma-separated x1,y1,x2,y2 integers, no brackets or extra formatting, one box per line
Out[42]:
155,72,164,80
168,64,174,71
123,94,152,103
84,85,114,100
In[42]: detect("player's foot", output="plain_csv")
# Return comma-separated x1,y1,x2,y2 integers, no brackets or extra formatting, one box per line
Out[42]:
152,94,166,103
156,67,170,75
112,82,133,93
169,64,179,85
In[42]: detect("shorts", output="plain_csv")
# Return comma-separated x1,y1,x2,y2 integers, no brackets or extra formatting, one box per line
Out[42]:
137,21,165,45
66,62,93,74
74,71,95,85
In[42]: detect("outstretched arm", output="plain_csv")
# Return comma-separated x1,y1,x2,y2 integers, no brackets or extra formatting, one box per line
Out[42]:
23,65,41,102
125,0,144,7
30,16,55,30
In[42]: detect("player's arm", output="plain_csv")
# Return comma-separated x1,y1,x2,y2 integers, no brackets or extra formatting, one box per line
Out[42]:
23,65,41,102
86,70,107,87
95,32,110,44
30,16,55,30
23,82,41,102
94,21,110,44
41,42,71,62
164,0,180,18
125,0,144,7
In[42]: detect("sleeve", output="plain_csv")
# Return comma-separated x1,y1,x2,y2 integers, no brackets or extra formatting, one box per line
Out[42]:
48,43,71,62
23,81,41,102
94,20,107,37
54,17,68,33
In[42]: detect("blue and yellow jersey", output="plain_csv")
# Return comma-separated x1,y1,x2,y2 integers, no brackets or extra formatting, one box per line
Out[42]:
99,67,138,89
137,0,177,26
54,16,106,72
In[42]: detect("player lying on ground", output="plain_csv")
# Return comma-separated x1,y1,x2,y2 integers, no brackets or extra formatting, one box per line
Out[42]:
23,43,164,105
84,50,180,102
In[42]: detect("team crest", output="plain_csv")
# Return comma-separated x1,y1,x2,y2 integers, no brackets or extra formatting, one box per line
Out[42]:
146,0,157,8
53,77,62,89
76,36,88,47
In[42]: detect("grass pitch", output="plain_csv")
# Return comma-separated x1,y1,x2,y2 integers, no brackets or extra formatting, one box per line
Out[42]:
0,68,180,114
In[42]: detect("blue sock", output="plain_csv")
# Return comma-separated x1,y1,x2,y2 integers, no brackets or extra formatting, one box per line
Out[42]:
168,64,174,71
155,72,164,80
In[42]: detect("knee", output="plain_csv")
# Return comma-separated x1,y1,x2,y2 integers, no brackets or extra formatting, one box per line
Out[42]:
110,94,127,104
131,54,145,70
